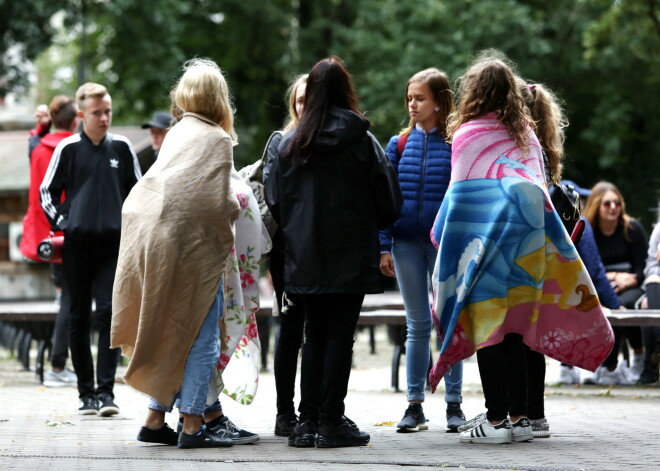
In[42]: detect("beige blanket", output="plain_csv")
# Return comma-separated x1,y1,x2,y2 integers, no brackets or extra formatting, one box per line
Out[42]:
111,112,239,406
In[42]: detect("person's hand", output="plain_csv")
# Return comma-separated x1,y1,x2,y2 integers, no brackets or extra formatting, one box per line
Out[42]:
379,253,396,277
611,272,637,293
34,104,50,127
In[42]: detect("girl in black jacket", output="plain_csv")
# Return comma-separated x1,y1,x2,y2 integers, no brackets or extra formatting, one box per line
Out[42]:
266,56,402,448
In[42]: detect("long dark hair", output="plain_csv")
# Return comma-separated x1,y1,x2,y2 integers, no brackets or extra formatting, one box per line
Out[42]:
288,56,363,164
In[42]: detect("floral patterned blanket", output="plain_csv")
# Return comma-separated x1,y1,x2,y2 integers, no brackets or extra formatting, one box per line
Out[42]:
428,114,614,391
208,171,271,405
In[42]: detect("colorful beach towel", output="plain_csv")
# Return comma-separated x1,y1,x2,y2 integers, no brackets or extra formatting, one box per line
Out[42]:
429,113,614,391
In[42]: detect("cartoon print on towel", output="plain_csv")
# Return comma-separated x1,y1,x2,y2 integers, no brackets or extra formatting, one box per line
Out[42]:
428,115,614,391
209,171,271,405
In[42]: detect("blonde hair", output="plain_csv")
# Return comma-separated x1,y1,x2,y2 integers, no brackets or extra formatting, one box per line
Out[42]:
75,82,108,109
173,58,237,142
583,181,636,241
448,50,533,150
520,81,568,184
283,74,308,132
400,68,453,138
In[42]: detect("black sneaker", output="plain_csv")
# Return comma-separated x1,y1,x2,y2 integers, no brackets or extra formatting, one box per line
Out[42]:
274,412,297,437
397,403,427,433
178,426,234,448
78,396,98,415
446,402,466,433
208,415,259,445
97,393,119,417
316,416,370,448
137,424,179,445
288,420,317,448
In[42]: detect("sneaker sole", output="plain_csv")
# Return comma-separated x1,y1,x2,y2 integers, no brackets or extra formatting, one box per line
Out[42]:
459,435,511,444
396,424,428,433
446,425,462,433
532,430,550,439
98,406,119,417
316,437,370,448
43,381,72,387
178,441,233,448
78,409,98,415
232,435,260,445
512,433,534,442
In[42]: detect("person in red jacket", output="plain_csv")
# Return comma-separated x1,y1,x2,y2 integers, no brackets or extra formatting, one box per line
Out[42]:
20,95,79,387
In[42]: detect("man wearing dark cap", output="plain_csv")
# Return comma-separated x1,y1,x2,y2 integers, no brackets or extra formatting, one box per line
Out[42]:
141,111,173,159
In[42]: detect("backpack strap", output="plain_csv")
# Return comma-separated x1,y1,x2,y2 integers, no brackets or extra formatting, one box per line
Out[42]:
396,133,408,159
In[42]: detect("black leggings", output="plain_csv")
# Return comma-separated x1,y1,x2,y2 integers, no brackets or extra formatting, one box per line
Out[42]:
476,333,528,422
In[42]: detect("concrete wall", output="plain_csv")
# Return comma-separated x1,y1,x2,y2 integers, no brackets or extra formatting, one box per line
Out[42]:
0,261,55,300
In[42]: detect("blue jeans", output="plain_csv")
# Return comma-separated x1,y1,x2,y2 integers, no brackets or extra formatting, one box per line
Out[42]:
149,279,223,416
392,238,463,404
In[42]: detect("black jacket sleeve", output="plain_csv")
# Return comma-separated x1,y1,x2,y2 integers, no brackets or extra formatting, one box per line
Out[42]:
367,132,402,230
40,144,68,231
262,131,283,185
265,153,281,225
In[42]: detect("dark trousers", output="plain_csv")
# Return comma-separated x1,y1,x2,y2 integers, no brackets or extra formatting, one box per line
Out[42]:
525,346,545,420
476,333,528,422
63,238,121,399
643,284,660,364
270,251,305,415
50,264,71,369
298,293,364,426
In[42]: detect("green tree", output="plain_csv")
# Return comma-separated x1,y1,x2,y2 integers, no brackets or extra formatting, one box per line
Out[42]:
0,0,69,97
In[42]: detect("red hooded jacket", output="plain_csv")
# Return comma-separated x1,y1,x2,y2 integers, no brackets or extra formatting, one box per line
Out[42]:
19,131,69,261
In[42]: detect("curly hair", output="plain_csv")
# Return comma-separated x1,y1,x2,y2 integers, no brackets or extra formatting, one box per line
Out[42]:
583,181,636,241
448,50,533,151
519,81,568,184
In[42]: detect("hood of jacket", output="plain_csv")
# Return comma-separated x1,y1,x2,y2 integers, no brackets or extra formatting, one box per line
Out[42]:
40,131,74,149
311,106,370,154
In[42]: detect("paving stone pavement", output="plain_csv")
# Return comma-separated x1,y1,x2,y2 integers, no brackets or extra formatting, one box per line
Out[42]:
1,325,658,471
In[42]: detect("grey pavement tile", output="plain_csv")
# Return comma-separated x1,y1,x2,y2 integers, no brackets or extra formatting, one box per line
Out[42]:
1,326,659,470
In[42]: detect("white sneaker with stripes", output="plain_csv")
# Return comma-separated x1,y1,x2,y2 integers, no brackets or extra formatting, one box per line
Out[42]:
459,419,512,444
510,417,533,442
457,412,487,433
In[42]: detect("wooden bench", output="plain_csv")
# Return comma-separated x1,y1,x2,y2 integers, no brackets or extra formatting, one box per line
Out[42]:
0,301,61,383
2,296,659,390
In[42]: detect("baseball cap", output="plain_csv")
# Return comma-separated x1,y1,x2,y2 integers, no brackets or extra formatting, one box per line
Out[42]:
141,111,173,130
560,179,591,197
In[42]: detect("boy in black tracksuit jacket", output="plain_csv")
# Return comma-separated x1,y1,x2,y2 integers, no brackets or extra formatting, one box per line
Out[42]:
40,82,141,416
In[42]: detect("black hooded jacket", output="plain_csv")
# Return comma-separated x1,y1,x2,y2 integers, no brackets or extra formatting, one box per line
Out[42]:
265,107,402,294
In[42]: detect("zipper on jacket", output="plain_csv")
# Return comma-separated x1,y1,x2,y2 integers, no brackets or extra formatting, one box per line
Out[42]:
419,132,428,234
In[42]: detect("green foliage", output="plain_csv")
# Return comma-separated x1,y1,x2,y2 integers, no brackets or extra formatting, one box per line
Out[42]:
0,0,69,97
24,0,660,223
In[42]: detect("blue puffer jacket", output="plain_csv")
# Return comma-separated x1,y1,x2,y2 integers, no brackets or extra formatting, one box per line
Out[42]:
379,126,451,252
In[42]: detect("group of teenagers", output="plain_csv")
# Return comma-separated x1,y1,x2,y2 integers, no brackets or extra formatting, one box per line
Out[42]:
29,47,636,450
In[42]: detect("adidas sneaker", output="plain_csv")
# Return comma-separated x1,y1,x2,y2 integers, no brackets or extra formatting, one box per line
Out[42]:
459,419,512,444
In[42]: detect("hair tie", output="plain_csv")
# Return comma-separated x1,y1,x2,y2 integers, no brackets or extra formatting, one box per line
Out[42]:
527,84,536,91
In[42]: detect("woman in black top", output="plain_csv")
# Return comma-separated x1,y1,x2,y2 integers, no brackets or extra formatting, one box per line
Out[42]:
583,181,648,384
266,57,402,448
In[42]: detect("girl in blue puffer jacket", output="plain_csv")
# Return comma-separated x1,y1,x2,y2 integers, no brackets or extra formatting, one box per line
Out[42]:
379,68,465,434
